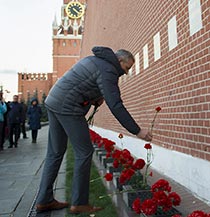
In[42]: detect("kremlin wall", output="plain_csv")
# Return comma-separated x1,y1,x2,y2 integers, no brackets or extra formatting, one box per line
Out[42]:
80,0,210,202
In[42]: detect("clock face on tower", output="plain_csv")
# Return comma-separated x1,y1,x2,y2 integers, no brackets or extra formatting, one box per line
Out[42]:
65,1,85,19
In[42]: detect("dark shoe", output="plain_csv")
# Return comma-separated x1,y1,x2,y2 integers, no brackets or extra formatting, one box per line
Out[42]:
14,143,18,148
70,205,103,214
23,136,28,139
32,140,36,143
36,199,69,213
8,145,13,148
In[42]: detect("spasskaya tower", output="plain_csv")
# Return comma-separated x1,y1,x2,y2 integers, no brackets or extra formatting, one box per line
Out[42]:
52,0,86,84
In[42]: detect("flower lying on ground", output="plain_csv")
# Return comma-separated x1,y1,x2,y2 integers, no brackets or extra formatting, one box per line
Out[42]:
90,172,114,183
104,173,113,181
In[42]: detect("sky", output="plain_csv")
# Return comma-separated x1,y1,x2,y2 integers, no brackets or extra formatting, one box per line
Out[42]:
0,0,63,100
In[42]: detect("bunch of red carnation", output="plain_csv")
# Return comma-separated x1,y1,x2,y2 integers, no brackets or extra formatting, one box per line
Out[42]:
132,179,181,215
172,210,210,217
89,129,116,150
110,147,147,186
101,133,154,189
89,129,103,147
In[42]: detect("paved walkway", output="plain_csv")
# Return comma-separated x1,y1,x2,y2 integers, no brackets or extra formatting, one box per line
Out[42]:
0,125,209,217
0,125,66,217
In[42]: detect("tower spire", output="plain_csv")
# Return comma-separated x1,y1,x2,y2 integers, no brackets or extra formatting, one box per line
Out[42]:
52,14,58,35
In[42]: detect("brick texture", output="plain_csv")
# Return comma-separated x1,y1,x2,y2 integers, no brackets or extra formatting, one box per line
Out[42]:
81,0,210,161
18,72,53,102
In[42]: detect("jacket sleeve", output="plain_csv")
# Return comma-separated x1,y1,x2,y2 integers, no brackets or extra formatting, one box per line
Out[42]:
0,103,7,114
100,69,141,135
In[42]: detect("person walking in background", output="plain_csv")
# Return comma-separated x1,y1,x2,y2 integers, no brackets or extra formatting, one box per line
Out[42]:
35,46,152,214
2,101,10,147
20,100,28,139
0,91,7,151
27,98,42,143
8,95,22,148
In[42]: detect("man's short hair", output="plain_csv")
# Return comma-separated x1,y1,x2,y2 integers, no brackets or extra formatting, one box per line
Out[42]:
115,49,135,63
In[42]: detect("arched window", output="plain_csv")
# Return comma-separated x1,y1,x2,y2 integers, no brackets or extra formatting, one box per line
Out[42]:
58,25,64,34
78,26,83,35
68,26,73,34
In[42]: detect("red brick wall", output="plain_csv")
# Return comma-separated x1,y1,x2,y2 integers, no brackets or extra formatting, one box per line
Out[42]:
81,0,210,161
18,73,52,103
53,38,81,81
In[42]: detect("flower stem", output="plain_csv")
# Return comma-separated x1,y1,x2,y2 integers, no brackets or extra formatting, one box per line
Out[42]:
90,176,102,183
150,111,158,134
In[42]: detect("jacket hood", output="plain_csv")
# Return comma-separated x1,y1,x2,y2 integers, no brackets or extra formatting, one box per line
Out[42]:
92,46,126,76
30,98,39,105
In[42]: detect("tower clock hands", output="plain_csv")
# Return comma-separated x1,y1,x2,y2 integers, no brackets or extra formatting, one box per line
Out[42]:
66,2,85,19
72,7,80,15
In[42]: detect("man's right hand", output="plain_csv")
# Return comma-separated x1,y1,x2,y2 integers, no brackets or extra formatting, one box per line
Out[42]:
136,129,153,142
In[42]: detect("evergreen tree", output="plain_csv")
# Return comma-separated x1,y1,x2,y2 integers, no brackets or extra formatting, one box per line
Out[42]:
26,92,31,107
40,92,48,122
33,88,39,102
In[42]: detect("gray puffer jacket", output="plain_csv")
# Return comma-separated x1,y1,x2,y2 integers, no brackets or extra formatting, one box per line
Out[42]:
45,47,140,135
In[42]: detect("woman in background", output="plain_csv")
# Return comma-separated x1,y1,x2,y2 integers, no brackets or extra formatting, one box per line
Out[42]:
27,98,42,143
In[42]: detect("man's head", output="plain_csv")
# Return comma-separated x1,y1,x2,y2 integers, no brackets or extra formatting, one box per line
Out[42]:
115,49,135,74
13,95,19,102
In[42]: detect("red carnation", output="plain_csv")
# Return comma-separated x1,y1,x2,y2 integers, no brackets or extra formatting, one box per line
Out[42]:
113,159,119,168
168,192,181,206
118,133,123,139
123,155,134,168
141,199,157,215
153,191,168,206
112,149,121,159
106,152,111,158
104,173,113,181
119,172,127,184
152,179,171,193
119,168,135,184
133,158,146,170
132,198,141,214
121,149,131,159
156,106,161,112
162,197,173,212
104,140,115,152
187,211,208,217
144,143,152,149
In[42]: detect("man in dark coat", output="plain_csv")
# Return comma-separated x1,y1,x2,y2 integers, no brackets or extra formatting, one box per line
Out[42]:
8,95,22,148
36,47,152,214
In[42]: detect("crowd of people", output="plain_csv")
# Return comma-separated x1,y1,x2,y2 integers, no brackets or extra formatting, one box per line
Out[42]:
0,91,42,151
